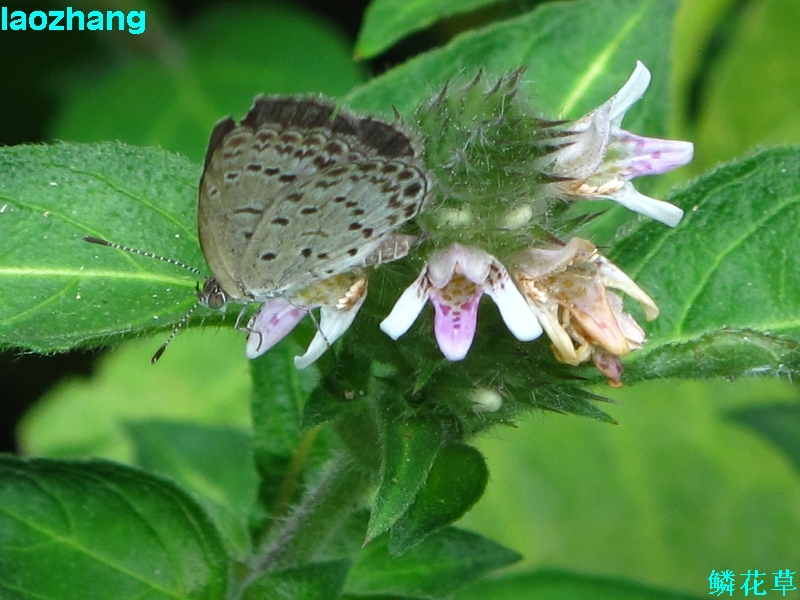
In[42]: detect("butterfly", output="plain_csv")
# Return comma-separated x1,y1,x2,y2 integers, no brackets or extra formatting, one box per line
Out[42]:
196,96,431,310
87,96,432,362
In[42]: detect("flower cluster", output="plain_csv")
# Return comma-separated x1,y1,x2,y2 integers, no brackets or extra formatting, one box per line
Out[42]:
246,62,692,384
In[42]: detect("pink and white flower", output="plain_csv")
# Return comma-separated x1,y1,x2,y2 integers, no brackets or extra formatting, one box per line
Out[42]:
544,61,693,227
246,273,368,369
380,243,542,360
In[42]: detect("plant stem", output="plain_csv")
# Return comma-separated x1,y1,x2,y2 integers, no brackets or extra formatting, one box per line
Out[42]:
236,454,373,595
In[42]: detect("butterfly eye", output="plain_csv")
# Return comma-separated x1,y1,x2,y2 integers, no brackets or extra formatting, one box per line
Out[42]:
198,278,228,309
207,293,227,310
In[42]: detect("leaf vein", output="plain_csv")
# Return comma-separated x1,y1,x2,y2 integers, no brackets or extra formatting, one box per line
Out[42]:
559,0,650,115
673,194,800,335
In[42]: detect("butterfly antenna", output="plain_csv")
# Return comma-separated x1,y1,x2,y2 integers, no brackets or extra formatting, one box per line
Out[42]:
83,236,206,277
84,236,208,363
151,301,200,364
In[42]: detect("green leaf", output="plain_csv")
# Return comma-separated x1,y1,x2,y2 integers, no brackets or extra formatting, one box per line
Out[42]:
347,0,677,136
728,404,800,474
613,147,800,381
53,5,365,161
390,443,488,555
18,327,250,462
302,385,355,430
249,338,323,517
0,456,229,600
346,527,521,598
455,569,704,600
0,142,208,354
124,420,258,561
695,0,800,173
242,560,350,600
366,399,444,542
355,0,501,59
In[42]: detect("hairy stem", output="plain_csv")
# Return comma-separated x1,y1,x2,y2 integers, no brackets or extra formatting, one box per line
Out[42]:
237,454,373,594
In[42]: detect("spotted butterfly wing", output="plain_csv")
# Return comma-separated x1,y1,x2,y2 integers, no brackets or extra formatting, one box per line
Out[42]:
239,158,427,297
198,96,431,302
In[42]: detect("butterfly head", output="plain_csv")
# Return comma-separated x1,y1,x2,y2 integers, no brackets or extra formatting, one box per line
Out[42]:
197,278,230,310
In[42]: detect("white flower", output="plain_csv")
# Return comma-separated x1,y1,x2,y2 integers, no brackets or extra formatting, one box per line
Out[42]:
380,243,542,360
246,273,367,369
545,61,693,227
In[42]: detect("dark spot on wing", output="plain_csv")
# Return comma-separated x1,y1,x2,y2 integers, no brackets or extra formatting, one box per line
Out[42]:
281,131,301,144
404,181,422,197
324,141,346,155
313,156,336,169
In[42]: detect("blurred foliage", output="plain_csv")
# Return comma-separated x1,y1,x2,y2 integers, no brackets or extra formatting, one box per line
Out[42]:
459,378,800,594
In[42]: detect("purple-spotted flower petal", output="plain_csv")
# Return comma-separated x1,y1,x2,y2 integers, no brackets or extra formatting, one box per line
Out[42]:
545,61,693,227
381,243,542,360
246,273,368,368
429,274,483,361
246,298,307,359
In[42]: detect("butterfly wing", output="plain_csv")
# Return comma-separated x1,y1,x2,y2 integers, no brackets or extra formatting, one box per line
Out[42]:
198,96,427,302
239,158,430,298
